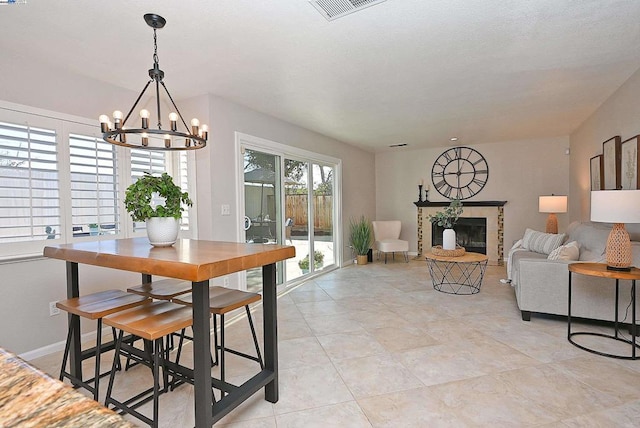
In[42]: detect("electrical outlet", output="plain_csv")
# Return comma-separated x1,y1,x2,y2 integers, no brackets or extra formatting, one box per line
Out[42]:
223,277,230,287
49,301,60,316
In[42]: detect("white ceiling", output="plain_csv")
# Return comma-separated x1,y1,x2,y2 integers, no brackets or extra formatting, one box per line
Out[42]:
2,0,640,152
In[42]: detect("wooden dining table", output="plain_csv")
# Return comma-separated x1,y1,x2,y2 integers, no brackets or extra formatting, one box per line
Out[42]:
44,238,295,427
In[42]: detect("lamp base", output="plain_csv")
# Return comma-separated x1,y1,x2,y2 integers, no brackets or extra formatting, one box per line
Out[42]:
606,265,632,272
545,213,558,234
605,223,632,270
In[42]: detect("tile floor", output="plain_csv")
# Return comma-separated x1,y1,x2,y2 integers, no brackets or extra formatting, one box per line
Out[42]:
31,260,640,427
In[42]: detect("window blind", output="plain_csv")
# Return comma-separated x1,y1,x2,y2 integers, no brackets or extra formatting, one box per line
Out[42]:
179,151,190,231
0,121,59,243
69,133,119,236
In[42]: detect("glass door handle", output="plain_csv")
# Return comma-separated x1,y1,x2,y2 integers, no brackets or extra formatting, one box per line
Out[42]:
244,216,252,231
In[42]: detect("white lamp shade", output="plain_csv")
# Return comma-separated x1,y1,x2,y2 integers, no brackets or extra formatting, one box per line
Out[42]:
539,195,568,213
590,190,640,223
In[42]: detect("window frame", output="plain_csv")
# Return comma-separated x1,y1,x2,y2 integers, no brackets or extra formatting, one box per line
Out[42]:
0,101,197,259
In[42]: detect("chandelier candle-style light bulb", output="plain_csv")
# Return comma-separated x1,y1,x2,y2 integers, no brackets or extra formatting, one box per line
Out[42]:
140,109,150,129
113,110,123,129
169,112,178,131
190,118,199,135
99,115,110,132
98,14,207,151
201,124,209,140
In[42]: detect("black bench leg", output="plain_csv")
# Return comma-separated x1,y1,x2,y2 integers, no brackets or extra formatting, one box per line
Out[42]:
521,310,531,321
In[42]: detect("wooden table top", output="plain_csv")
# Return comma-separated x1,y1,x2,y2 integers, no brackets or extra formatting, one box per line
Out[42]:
424,251,489,263
568,262,640,280
44,238,296,282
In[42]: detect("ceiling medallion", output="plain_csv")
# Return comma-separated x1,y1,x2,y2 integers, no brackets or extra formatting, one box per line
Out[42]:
99,13,207,151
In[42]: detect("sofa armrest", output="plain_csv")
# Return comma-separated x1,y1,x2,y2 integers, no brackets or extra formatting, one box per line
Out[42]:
515,258,573,315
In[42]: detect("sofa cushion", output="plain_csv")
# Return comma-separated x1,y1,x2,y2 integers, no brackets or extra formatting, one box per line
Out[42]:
565,221,610,261
521,229,565,255
547,241,579,261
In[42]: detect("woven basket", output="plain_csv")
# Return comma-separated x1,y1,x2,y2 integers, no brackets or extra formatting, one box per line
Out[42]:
431,245,466,257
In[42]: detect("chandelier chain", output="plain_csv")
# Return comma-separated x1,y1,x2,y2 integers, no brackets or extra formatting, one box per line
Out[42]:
153,28,159,66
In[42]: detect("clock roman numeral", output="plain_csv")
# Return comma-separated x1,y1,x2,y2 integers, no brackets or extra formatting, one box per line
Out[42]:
472,177,486,187
443,185,453,198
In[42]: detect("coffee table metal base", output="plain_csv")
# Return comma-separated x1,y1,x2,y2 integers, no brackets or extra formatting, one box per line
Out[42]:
425,252,488,295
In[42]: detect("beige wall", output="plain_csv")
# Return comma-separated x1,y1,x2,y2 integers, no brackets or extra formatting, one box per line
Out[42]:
570,67,640,221
375,137,570,254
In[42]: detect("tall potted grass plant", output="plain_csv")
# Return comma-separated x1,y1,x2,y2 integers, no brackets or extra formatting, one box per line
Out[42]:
349,215,373,265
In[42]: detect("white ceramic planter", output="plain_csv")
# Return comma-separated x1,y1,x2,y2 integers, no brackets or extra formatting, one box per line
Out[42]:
442,228,457,250
146,217,179,247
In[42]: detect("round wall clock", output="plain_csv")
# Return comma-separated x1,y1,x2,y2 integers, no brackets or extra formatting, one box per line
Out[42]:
431,146,489,200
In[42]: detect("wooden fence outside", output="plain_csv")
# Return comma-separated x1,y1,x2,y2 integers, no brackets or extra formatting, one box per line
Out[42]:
286,195,333,232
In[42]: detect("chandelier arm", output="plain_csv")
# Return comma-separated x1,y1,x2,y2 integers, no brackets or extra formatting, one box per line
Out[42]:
160,81,192,133
122,79,154,127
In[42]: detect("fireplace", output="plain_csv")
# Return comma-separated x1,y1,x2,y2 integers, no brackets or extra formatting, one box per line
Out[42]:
432,218,487,254
414,200,507,265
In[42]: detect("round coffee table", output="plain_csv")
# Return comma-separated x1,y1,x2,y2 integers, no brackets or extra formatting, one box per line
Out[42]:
425,251,489,295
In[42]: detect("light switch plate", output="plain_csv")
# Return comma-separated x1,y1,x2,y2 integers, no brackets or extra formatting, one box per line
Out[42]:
221,204,230,216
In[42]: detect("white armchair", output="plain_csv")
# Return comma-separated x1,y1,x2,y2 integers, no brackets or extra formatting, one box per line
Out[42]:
372,220,409,263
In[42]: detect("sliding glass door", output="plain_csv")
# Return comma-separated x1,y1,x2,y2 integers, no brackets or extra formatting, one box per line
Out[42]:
243,149,283,292
238,133,340,291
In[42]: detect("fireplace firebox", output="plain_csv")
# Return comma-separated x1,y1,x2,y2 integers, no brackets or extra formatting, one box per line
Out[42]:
432,217,487,254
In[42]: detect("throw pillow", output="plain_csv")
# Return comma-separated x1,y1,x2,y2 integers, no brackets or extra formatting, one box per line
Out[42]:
522,228,565,255
547,241,579,261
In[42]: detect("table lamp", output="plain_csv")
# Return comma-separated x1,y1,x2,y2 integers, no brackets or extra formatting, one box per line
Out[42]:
590,190,640,271
539,195,568,234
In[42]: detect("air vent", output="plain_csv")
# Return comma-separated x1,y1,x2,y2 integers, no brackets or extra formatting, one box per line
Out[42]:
309,0,387,21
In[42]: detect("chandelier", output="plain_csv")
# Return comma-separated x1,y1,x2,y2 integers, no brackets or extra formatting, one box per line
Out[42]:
99,14,207,151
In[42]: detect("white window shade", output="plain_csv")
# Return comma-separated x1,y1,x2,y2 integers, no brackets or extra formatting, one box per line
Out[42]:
69,133,119,236
179,151,190,231
0,121,59,243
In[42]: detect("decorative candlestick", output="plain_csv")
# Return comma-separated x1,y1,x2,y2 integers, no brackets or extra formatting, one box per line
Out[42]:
418,184,423,202
425,189,429,202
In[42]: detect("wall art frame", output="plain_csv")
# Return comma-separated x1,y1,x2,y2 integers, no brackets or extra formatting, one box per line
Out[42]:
621,135,640,190
590,154,604,191
602,136,621,190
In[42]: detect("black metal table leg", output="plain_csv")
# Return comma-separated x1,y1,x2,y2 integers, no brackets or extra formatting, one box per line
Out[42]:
567,270,572,340
191,280,212,427
568,268,639,360
66,262,82,384
633,280,637,359
262,263,278,403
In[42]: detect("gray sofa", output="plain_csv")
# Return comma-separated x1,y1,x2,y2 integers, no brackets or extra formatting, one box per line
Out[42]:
509,221,640,322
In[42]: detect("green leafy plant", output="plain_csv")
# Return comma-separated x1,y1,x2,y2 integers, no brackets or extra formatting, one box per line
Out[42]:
124,172,192,222
298,250,324,270
88,223,99,229
428,199,463,229
349,215,373,256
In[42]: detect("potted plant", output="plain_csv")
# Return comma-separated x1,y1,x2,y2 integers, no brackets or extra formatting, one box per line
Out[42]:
349,215,373,265
124,172,192,246
298,250,324,274
88,223,99,236
428,198,463,250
